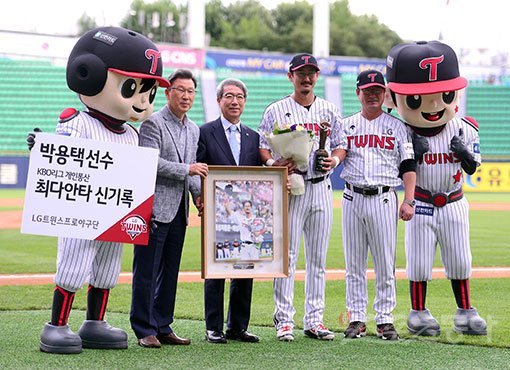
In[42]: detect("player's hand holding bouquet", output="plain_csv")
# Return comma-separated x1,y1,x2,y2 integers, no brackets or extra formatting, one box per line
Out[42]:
265,123,314,195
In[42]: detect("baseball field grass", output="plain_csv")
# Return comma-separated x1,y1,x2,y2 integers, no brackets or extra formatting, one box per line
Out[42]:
1,190,510,368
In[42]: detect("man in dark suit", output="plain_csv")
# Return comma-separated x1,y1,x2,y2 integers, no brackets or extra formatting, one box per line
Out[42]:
197,78,262,344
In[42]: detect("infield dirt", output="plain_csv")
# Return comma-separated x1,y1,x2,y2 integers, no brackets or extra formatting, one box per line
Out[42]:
2,198,510,285
2,198,509,230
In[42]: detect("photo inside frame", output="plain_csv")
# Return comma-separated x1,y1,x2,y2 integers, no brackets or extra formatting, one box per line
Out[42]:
213,179,274,263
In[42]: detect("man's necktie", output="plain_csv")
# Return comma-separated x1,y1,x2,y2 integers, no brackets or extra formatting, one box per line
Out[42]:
228,125,240,165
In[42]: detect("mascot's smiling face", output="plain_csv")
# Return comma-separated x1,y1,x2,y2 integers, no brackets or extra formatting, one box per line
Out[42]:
81,71,158,122
392,89,460,128
386,40,467,129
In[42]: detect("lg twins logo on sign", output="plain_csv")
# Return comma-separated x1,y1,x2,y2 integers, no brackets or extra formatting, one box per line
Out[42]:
121,215,148,240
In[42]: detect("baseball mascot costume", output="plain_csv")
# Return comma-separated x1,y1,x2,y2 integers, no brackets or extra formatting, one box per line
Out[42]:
386,41,487,336
33,27,169,354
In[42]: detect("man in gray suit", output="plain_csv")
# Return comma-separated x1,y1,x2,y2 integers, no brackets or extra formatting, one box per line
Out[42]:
130,69,208,348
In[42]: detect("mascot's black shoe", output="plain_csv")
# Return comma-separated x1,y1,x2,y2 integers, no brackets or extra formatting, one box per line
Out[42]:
78,320,128,349
40,323,83,354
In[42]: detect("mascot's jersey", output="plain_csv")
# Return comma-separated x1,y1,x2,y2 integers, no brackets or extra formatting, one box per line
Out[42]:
410,117,481,194
56,110,139,146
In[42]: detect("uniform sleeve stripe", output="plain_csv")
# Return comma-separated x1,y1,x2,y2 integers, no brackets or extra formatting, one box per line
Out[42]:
462,116,479,131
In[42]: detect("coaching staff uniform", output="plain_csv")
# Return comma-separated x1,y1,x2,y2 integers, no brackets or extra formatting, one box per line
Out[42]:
197,78,262,344
130,69,208,348
339,70,416,341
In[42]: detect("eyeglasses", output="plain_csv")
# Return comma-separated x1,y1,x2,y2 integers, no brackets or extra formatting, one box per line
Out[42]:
294,71,317,78
222,93,246,101
169,87,196,96
361,88,384,95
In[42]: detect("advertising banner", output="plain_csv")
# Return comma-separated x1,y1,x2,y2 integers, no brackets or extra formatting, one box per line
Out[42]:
205,50,385,75
158,44,205,69
464,162,510,192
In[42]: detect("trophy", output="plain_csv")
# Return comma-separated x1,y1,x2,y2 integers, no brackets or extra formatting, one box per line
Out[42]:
314,120,330,172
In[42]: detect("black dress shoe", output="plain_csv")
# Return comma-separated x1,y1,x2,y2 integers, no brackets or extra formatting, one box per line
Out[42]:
225,329,260,343
156,332,191,345
205,330,227,344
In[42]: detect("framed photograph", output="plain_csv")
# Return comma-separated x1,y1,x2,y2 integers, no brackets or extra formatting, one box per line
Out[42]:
201,166,288,279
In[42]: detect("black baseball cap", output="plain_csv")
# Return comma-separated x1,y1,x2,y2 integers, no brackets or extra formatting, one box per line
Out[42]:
68,27,170,89
356,70,386,89
289,53,320,72
386,40,467,95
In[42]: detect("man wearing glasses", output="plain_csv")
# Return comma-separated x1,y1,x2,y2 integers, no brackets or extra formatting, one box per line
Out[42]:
131,69,208,348
197,78,262,344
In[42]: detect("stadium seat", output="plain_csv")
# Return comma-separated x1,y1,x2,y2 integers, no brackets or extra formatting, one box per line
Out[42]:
0,58,509,158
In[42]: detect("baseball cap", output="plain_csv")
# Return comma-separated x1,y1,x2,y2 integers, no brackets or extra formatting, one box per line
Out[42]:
386,40,467,95
289,53,320,72
356,70,386,89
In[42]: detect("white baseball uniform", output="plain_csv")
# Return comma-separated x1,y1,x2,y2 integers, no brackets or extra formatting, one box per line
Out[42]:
338,111,414,325
54,110,138,292
230,211,256,243
259,95,341,331
405,117,481,281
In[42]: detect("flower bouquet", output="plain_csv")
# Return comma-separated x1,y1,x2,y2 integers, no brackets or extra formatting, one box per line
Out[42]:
265,124,314,195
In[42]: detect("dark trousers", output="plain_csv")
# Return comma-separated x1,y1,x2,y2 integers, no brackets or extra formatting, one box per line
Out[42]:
204,278,253,332
130,200,187,339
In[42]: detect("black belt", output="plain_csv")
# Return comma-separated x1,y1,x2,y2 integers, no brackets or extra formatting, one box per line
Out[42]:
414,186,463,207
242,241,253,245
345,182,391,196
306,175,329,184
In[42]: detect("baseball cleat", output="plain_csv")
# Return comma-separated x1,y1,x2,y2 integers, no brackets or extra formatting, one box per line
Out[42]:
453,307,487,335
277,325,294,342
78,320,128,349
376,323,399,340
304,323,335,340
40,323,83,354
407,309,440,336
344,321,367,339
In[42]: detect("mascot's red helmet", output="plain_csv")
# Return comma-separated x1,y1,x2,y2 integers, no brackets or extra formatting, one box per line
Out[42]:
67,26,169,96
386,40,467,95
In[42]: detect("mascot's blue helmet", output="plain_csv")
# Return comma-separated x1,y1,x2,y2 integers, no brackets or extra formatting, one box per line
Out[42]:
66,26,169,96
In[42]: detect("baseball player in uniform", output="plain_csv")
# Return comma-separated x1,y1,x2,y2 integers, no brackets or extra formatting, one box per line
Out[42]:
259,53,343,341
227,200,265,260
27,27,169,354
386,40,487,336
337,70,416,340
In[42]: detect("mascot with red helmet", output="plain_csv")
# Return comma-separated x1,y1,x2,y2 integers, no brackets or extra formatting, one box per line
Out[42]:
386,41,487,337
30,27,169,354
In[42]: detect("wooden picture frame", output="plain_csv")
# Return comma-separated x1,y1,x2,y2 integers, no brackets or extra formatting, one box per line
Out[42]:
201,166,288,279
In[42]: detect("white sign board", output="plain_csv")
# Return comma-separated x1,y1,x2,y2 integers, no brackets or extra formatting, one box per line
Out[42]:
21,133,158,245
